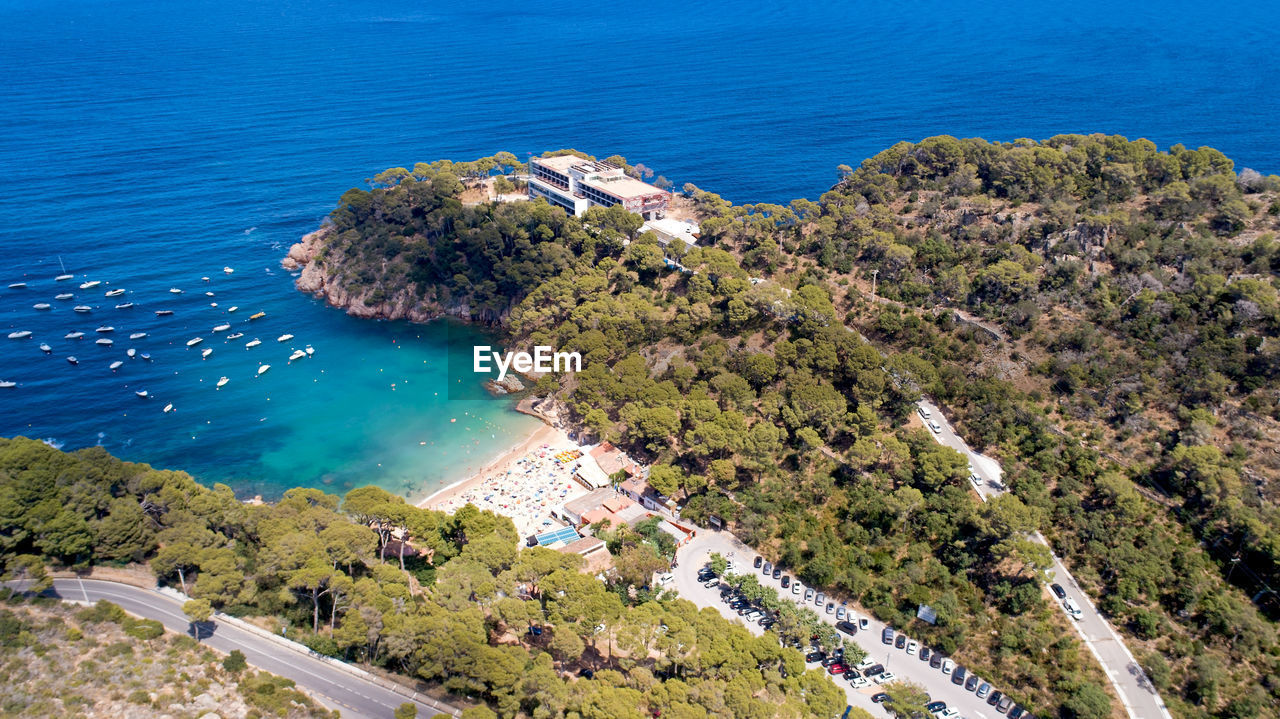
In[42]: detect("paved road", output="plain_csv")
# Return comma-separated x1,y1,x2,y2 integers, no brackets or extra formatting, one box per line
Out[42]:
8,578,460,719
674,532,1005,719
918,399,1172,719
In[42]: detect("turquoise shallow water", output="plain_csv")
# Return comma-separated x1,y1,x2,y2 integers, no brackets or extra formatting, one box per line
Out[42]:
1,0,1277,498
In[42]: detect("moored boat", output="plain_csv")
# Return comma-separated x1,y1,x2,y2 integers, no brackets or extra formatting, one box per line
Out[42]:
95,326,114,333
277,333,294,342
39,343,52,353
289,349,305,361
169,288,183,294
212,324,231,332
0,381,15,388
8,282,27,289
224,267,234,274
205,291,215,297
55,293,73,300
104,288,125,297
95,338,113,346
136,390,148,398
74,305,92,313
163,403,174,413
80,280,101,289
65,331,84,339
129,332,147,339
216,376,229,388
55,274,73,282
155,310,174,316
257,364,270,376
115,302,134,309
127,348,136,358
249,311,265,320
186,337,203,347
245,339,261,348
109,360,123,370
33,303,51,310
228,306,239,312
67,356,78,365
140,353,152,361
227,332,244,339
201,348,212,359
7,331,32,339
305,345,315,356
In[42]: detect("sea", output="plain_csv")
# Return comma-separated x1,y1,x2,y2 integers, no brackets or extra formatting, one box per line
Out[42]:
1,0,1277,500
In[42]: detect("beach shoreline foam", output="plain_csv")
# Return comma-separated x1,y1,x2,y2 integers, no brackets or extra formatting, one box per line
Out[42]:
417,419,572,512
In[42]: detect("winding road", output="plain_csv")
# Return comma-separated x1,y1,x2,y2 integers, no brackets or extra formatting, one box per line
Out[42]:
6,578,460,719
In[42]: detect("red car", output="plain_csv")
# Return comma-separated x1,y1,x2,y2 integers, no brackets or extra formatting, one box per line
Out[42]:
827,663,846,675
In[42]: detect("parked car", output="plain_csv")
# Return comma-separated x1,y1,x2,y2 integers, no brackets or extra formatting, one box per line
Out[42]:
929,653,943,669
842,668,861,681
827,663,846,675
780,575,790,588
804,587,814,602
697,569,714,581
753,556,763,568
941,658,955,674
864,664,885,677
906,640,918,655
988,690,1003,706
881,627,894,645
928,420,942,433
815,592,825,606
835,606,846,620
894,634,906,649
762,561,772,575
919,646,932,662
935,710,959,719
703,579,719,588
997,695,1014,713
856,657,876,671
858,616,869,630
874,671,897,684
791,581,801,594
871,693,889,704
1007,706,1025,718
1051,583,1066,599
1063,597,1083,620
977,681,991,698
821,655,840,667
925,702,947,713
825,602,835,614
805,651,825,663
918,406,931,419
849,676,871,689
965,675,979,691
772,567,782,580
951,665,967,685
835,620,858,636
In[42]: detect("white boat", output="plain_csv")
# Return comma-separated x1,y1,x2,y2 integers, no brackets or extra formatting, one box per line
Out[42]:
55,274,73,282
8,282,27,289
228,306,238,312
186,337,203,347
39,343,51,353
96,338,113,346
205,291,215,297
55,293,73,300
169,288,183,294
212,324,231,332
202,276,211,282
33,303,51,310
224,267,234,274
0,381,14,388
305,345,315,356
289,349,305,361
104,288,125,297
227,332,244,340
245,339,261,348
216,376,229,388
65,331,84,339
257,364,270,376
140,353,151,361
95,326,114,333
80,281,101,289
129,332,147,339
109,360,123,370
67,357,78,365
155,310,174,316
277,334,294,342
163,403,174,413
115,303,134,309
201,348,212,359
136,390,148,398
8,331,32,339
126,348,136,358
74,305,92,313
210,302,218,308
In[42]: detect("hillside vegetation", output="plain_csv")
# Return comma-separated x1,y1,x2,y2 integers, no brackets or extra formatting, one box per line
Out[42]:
288,137,1280,718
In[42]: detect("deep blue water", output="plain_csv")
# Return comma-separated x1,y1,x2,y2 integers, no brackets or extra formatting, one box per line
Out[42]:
1,0,1277,498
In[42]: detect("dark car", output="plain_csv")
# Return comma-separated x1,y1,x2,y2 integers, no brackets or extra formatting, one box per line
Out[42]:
965,675,979,691
821,655,840,667
1007,708,1025,719
780,575,790,588
919,646,932,662
926,701,947,713
1051,583,1066,600
835,620,858,636
864,664,884,677
762,561,773,575
952,666,967,685
871,693,890,704
882,626,894,644
930,653,943,669
771,567,782,580
894,634,906,649
753,556,763,569
805,651,825,663
843,669,861,681
988,690,1004,706
527,624,543,636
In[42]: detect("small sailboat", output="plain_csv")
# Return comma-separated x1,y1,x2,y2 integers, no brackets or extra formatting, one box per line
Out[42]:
109,360,123,371
104,288,125,297
129,332,147,339
169,288,183,294
186,337,203,347
55,293,73,300
67,356,78,365
33,303,51,310
65,331,84,339
216,376,229,388
245,339,261,348
201,348,212,359
95,326,114,333
289,349,305,361
8,282,27,289
227,332,244,340
7,331,32,339
96,338,113,346
205,291,215,297
115,302,134,309
210,302,218,308
140,353,152,361
55,257,71,282
74,305,92,313
212,323,231,332
277,333,294,342
257,364,270,376
305,345,315,356
249,312,265,320
202,276,211,282
135,390,148,398
39,343,52,353
80,280,101,289
126,348,136,358
0,381,14,388
163,403,174,413
224,267,234,274
228,306,239,313
155,310,174,316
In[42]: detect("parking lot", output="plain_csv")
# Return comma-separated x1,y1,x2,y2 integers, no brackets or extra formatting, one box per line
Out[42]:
674,531,1024,719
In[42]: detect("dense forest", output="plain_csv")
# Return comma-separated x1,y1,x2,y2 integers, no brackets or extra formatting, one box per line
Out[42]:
291,137,1280,718
0,437,850,718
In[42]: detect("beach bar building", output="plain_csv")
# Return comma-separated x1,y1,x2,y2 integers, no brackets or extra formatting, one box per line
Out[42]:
527,155,670,219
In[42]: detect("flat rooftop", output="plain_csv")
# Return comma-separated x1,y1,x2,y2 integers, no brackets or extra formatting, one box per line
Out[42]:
582,174,668,200
533,155,618,175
